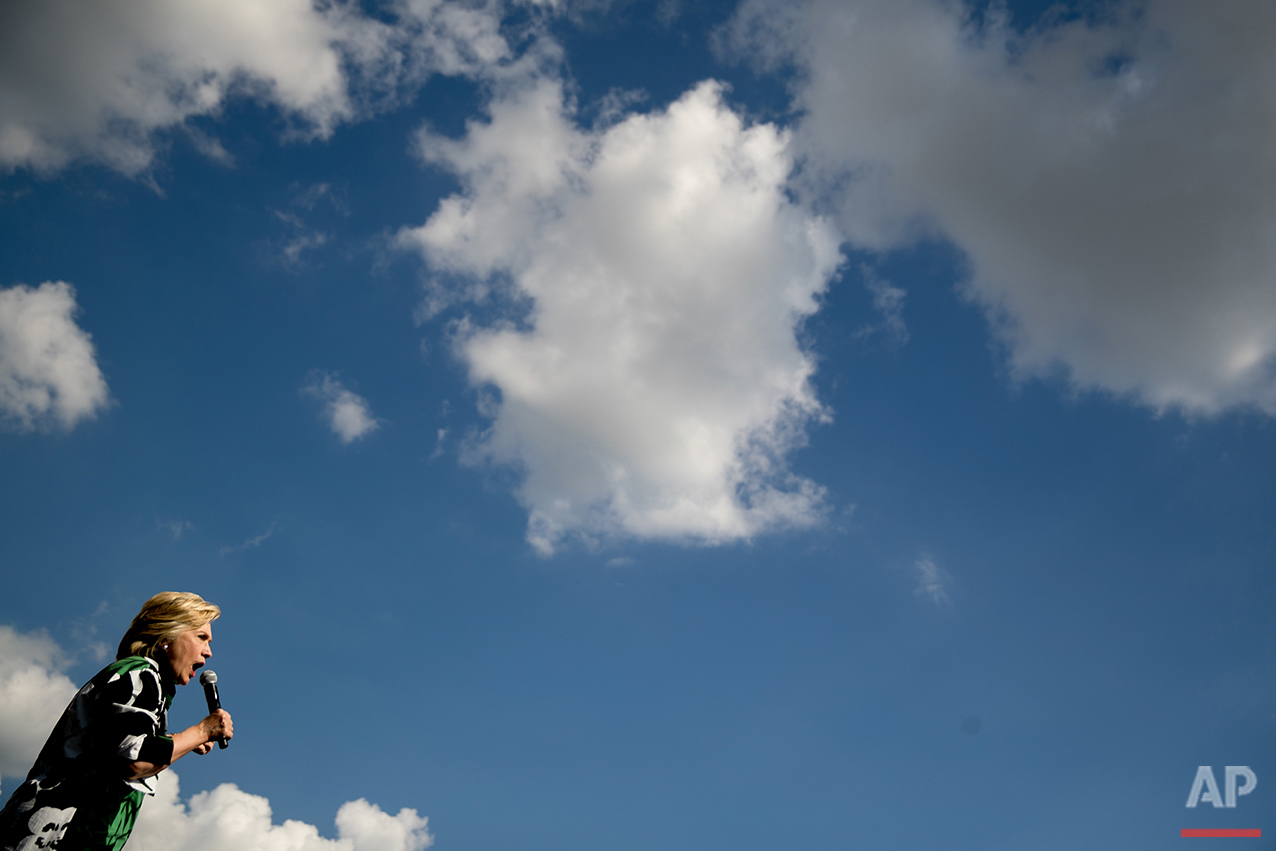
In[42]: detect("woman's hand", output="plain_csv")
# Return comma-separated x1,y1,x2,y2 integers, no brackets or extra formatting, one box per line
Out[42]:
201,708,233,745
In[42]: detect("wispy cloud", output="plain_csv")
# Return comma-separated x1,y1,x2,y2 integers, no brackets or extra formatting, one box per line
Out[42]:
430,428,448,459
156,518,195,540
272,184,345,267
303,372,380,444
218,523,277,557
854,265,908,346
292,182,345,214
279,229,330,267
914,557,949,607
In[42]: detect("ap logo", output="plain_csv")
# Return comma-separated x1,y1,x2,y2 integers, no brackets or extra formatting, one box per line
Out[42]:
1186,766,1258,808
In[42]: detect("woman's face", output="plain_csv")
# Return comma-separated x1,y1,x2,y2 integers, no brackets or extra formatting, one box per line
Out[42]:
163,622,213,685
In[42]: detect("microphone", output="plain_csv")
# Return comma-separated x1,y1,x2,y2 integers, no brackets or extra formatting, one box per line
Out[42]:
198,670,229,749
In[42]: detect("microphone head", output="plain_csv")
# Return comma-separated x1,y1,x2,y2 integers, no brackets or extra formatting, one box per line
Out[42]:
199,670,218,686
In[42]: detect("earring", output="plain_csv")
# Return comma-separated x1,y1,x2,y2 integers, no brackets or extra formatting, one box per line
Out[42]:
163,644,169,650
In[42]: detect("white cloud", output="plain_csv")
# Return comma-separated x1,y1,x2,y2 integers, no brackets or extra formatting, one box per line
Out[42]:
0,626,433,851
0,0,514,176
913,557,948,606
129,772,433,851
430,427,449,459
0,626,77,779
281,230,331,267
727,0,1276,415
219,522,278,557
158,518,196,540
0,281,109,431
854,265,907,346
303,373,380,444
399,71,843,553
272,183,345,267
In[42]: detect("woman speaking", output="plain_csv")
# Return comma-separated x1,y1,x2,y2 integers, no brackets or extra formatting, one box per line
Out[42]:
0,592,234,851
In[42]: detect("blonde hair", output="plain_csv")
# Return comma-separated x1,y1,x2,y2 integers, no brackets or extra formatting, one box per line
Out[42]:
116,592,221,660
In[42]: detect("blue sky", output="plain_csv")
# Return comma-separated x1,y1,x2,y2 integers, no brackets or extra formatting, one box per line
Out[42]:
2,1,1276,849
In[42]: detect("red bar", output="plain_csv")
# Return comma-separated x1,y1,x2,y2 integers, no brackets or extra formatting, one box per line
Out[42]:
1181,829,1262,838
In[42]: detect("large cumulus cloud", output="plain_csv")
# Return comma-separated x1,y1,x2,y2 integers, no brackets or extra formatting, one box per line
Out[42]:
399,68,842,552
129,773,432,851
727,0,1276,415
